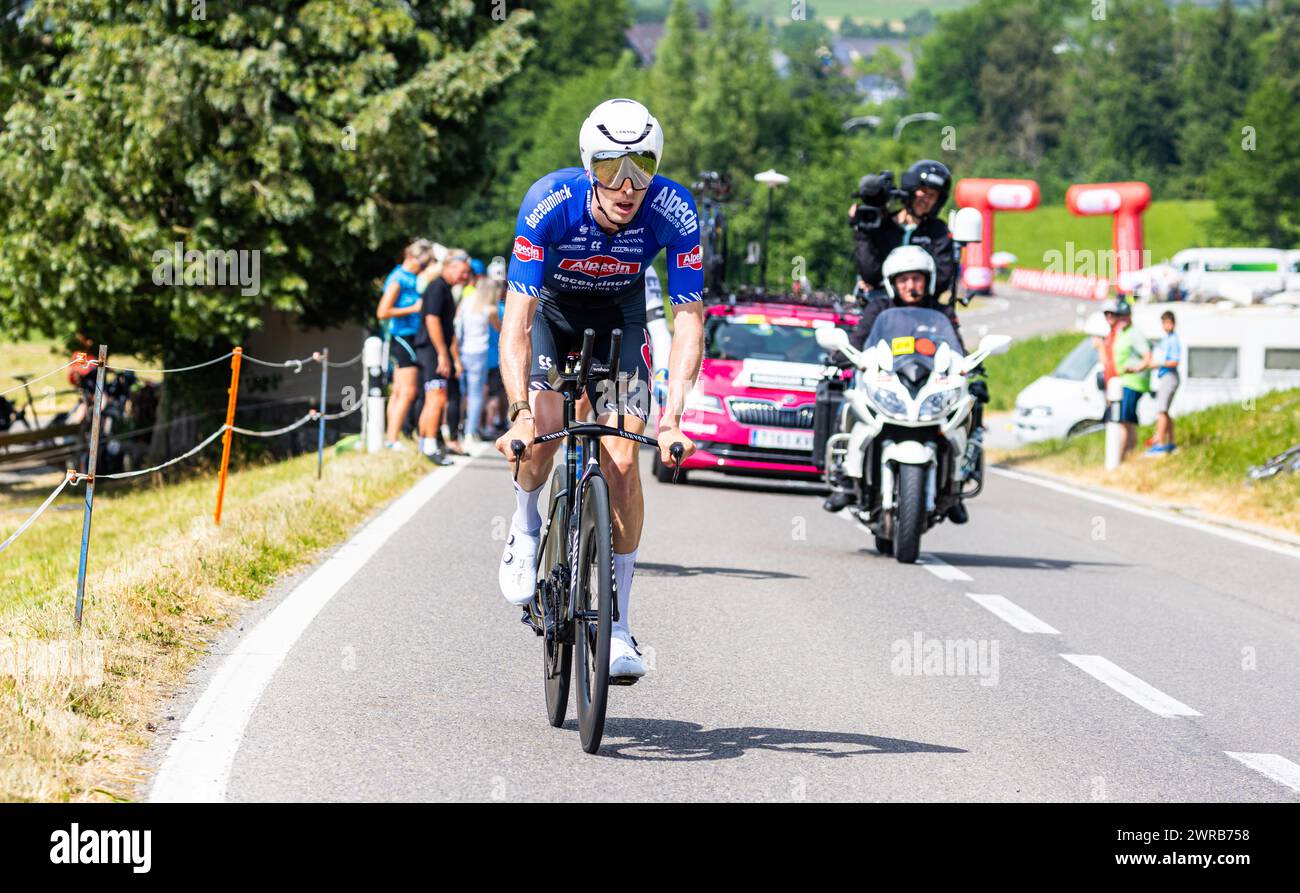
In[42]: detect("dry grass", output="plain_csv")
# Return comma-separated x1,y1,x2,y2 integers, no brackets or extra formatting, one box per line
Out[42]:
0,447,428,801
993,388,1300,538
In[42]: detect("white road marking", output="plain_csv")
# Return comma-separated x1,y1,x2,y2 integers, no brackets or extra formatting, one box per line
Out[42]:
1224,752,1300,794
917,553,973,582
1061,654,1201,718
833,515,974,580
966,593,1060,634
150,446,488,802
990,466,1300,562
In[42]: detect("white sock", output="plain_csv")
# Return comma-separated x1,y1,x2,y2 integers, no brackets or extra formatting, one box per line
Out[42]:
421,437,437,456
513,482,543,536
613,549,637,635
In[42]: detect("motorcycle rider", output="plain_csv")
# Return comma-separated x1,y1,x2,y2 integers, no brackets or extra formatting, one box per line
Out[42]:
823,245,986,521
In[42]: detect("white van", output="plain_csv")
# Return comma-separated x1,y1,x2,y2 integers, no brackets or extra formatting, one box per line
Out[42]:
1169,248,1289,304
1013,302,1300,442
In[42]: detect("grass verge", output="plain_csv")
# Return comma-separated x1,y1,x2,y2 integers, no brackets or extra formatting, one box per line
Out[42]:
993,387,1300,537
0,447,429,801
982,330,1083,412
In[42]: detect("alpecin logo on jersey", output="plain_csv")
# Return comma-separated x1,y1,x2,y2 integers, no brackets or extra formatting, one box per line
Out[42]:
650,186,699,236
676,245,703,271
513,236,544,263
558,255,642,278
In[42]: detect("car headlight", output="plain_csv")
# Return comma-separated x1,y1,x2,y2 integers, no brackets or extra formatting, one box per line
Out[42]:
1015,405,1053,418
865,383,909,419
918,388,960,421
685,390,724,414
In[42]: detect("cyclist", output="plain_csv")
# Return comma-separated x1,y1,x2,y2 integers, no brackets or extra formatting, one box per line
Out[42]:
495,98,705,681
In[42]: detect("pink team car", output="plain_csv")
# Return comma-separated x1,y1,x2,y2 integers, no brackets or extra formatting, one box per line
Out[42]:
653,299,858,484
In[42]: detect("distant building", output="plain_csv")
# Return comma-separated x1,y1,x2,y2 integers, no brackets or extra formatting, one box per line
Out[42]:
626,22,664,65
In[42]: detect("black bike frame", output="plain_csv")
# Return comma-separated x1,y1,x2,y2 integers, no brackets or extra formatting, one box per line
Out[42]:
519,328,660,627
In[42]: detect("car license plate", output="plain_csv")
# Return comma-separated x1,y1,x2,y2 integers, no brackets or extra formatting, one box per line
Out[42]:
749,428,813,450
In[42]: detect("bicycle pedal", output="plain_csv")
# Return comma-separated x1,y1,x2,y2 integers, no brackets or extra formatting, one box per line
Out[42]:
609,675,640,687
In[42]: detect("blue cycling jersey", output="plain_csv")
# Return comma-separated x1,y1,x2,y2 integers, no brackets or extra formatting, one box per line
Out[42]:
506,167,704,308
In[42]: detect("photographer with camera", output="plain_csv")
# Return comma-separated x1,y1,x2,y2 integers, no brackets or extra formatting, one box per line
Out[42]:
848,160,961,343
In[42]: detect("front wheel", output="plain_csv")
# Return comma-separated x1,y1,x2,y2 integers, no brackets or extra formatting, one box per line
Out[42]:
540,468,572,728
894,463,926,564
573,474,613,754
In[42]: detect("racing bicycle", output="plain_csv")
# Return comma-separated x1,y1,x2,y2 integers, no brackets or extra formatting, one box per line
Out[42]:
511,328,682,754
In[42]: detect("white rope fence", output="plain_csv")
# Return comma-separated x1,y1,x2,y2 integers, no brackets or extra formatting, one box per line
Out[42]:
0,472,77,555
106,351,235,375
0,359,82,398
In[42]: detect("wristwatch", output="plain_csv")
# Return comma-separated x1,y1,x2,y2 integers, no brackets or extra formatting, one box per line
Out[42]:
508,400,532,422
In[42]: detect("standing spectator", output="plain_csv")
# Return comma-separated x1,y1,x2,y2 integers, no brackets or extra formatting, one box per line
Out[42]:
377,239,432,449
1104,299,1152,460
1148,310,1181,455
457,260,501,444
483,256,509,438
416,249,470,464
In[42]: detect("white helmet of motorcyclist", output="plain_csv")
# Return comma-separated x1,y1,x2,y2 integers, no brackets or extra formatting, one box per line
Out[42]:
881,245,936,299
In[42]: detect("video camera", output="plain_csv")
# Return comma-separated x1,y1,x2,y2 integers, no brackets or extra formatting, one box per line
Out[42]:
851,170,907,235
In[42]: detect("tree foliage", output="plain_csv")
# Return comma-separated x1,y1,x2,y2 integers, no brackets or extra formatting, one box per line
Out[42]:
0,0,532,361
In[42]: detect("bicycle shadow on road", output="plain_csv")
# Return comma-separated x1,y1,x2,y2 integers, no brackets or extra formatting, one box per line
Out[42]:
582,717,965,762
635,561,804,581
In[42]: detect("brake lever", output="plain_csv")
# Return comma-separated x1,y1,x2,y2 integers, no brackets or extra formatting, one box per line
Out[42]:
510,439,525,483
670,442,684,484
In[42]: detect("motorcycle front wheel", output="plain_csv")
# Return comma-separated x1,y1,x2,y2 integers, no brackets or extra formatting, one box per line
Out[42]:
894,463,926,564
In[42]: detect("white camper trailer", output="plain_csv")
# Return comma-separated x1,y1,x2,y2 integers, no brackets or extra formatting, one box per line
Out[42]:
1013,302,1300,442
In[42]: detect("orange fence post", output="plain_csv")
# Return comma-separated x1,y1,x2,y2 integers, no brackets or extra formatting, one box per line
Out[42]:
214,347,243,525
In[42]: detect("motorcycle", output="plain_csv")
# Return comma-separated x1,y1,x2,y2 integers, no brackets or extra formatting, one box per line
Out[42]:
815,307,1010,563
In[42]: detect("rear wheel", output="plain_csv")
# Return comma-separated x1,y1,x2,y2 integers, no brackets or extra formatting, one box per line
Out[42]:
894,463,926,564
540,468,572,728
874,535,894,556
573,474,613,754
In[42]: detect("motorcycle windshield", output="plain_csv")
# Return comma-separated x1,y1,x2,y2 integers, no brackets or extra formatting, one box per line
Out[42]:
865,306,964,358
866,307,964,396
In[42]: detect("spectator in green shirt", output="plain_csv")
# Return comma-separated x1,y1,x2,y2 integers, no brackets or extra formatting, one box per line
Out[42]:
1104,299,1153,460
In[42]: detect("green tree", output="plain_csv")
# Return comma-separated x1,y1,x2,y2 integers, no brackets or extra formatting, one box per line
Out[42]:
1175,0,1254,194
0,0,532,366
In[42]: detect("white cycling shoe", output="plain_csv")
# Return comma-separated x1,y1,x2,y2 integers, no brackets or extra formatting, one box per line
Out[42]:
609,628,647,682
499,525,539,605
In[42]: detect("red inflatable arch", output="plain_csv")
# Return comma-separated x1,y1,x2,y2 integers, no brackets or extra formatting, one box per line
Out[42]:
1064,182,1151,294
953,178,1041,292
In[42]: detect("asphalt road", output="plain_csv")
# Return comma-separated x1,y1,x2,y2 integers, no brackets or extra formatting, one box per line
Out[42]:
147,446,1300,802
961,285,1088,341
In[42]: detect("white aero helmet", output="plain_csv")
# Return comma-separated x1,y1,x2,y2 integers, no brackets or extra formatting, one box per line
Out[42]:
579,98,663,190
881,245,936,298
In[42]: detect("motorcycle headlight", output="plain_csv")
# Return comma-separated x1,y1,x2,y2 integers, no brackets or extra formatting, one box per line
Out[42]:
865,383,909,419
918,388,961,421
